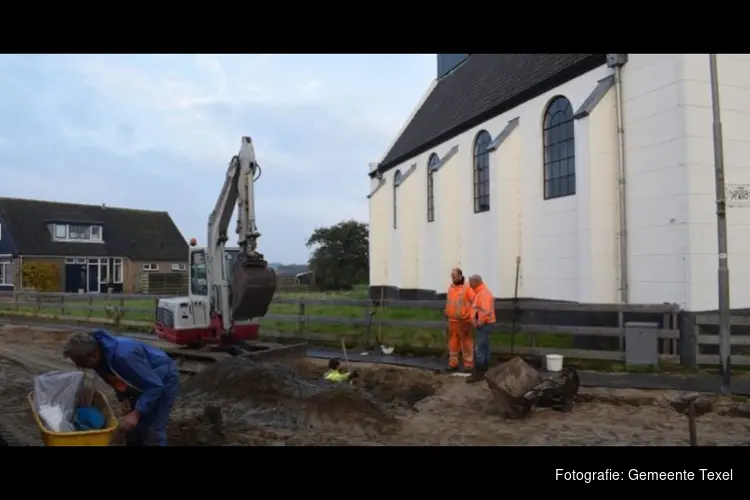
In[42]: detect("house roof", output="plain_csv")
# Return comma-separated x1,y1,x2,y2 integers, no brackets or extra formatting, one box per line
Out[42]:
0,198,188,260
375,54,608,176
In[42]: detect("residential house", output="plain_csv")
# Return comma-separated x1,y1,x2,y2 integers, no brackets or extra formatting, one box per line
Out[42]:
368,54,750,313
0,198,189,293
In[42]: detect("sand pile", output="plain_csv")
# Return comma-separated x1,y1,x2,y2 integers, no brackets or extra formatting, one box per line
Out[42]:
172,358,400,444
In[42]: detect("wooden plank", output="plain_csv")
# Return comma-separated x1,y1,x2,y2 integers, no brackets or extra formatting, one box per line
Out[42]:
697,354,750,366
515,324,679,339
0,310,152,328
6,292,679,315
272,297,375,307
271,296,678,314
11,291,165,300
698,334,750,346
0,302,154,314
501,301,678,314
695,313,750,326
264,314,678,339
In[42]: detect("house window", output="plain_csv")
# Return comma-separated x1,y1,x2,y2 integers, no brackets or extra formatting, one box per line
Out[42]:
0,222,2,241
99,260,109,283
427,153,439,223
68,225,90,239
172,263,187,271
190,250,208,296
113,258,123,283
543,95,576,200
393,169,402,229
0,258,9,285
143,263,159,272
473,130,491,213
54,224,103,242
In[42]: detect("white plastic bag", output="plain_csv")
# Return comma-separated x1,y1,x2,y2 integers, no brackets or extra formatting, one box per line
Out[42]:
33,370,84,433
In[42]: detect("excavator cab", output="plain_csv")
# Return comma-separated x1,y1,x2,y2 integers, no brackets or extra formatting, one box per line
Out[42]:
229,252,277,321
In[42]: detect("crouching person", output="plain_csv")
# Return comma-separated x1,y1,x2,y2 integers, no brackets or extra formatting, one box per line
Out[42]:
324,358,359,384
62,329,180,446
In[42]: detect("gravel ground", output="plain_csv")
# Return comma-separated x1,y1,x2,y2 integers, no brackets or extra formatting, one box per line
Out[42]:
2,324,750,446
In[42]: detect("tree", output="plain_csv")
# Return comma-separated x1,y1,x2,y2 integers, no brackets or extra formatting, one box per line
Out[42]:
306,220,368,290
22,262,60,292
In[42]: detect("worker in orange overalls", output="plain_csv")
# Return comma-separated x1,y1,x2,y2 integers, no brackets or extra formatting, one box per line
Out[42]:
466,274,496,384
444,267,475,373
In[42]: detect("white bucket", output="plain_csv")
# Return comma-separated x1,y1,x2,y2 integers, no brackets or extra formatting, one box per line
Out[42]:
545,354,564,372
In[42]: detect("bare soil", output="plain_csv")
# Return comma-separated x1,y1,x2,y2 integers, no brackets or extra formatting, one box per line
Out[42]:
2,324,750,446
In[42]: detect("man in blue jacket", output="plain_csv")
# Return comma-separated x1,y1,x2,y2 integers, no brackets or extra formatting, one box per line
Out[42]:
62,329,180,446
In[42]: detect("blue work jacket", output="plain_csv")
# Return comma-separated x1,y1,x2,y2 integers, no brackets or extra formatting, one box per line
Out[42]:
91,329,176,417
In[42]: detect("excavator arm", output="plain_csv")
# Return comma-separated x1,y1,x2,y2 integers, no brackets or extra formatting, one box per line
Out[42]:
207,137,276,331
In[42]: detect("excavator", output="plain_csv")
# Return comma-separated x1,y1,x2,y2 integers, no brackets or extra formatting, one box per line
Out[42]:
154,137,307,370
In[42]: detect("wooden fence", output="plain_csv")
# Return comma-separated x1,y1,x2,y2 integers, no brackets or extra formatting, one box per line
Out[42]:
0,290,695,367
687,312,750,367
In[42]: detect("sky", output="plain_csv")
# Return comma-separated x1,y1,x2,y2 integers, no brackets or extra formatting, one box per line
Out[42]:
0,54,435,264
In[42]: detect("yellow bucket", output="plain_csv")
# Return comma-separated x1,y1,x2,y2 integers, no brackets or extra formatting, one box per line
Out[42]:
28,390,118,446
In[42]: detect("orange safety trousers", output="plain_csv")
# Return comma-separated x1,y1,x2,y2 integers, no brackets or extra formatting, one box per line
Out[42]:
448,320,474,369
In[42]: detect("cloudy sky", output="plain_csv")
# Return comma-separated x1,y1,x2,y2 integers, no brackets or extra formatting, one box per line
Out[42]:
0,54,435,263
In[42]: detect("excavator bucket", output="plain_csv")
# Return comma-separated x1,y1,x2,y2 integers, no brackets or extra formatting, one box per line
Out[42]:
229,253,277,321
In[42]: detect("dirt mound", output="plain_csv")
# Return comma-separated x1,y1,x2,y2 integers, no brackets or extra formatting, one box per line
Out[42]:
173,358,399,445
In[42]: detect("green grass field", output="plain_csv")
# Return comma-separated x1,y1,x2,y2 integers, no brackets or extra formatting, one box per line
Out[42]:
0,284,573,351
0,295,158,322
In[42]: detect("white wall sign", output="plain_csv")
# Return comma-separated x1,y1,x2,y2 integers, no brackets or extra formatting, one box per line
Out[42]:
726,184,750,207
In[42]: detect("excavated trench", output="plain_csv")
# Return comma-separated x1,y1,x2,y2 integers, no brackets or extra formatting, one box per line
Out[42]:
164,358,441,446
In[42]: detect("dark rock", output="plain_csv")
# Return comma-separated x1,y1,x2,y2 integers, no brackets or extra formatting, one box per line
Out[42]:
485,357,542,418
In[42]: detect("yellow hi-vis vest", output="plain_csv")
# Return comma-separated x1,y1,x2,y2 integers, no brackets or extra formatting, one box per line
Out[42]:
324,370,348,382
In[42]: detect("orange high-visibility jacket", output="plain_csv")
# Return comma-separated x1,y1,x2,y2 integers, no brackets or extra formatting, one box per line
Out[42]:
445,282,475,321
471,284,496,325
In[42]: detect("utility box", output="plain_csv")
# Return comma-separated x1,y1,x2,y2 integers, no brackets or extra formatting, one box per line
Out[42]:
625,322,660,368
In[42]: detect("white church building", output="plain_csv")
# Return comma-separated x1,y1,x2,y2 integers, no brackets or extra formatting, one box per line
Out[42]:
367,54,750,312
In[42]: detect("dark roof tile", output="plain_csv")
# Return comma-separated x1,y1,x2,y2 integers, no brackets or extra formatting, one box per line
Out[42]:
377,54,607,174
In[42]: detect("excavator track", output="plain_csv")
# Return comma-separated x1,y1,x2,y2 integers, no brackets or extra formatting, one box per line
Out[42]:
163,342,309,375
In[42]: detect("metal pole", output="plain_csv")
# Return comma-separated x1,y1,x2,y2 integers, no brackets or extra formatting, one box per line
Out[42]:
687,400,698,447
614,63,629,350
709,54,732,394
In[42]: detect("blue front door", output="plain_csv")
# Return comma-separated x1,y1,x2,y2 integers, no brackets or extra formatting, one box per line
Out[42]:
65,264,85,293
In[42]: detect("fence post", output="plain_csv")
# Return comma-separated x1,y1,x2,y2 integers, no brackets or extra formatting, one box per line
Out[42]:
362,303,372,349
678,310,698,369
297,300,306,338
60,295,65,317
87,295,93,318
